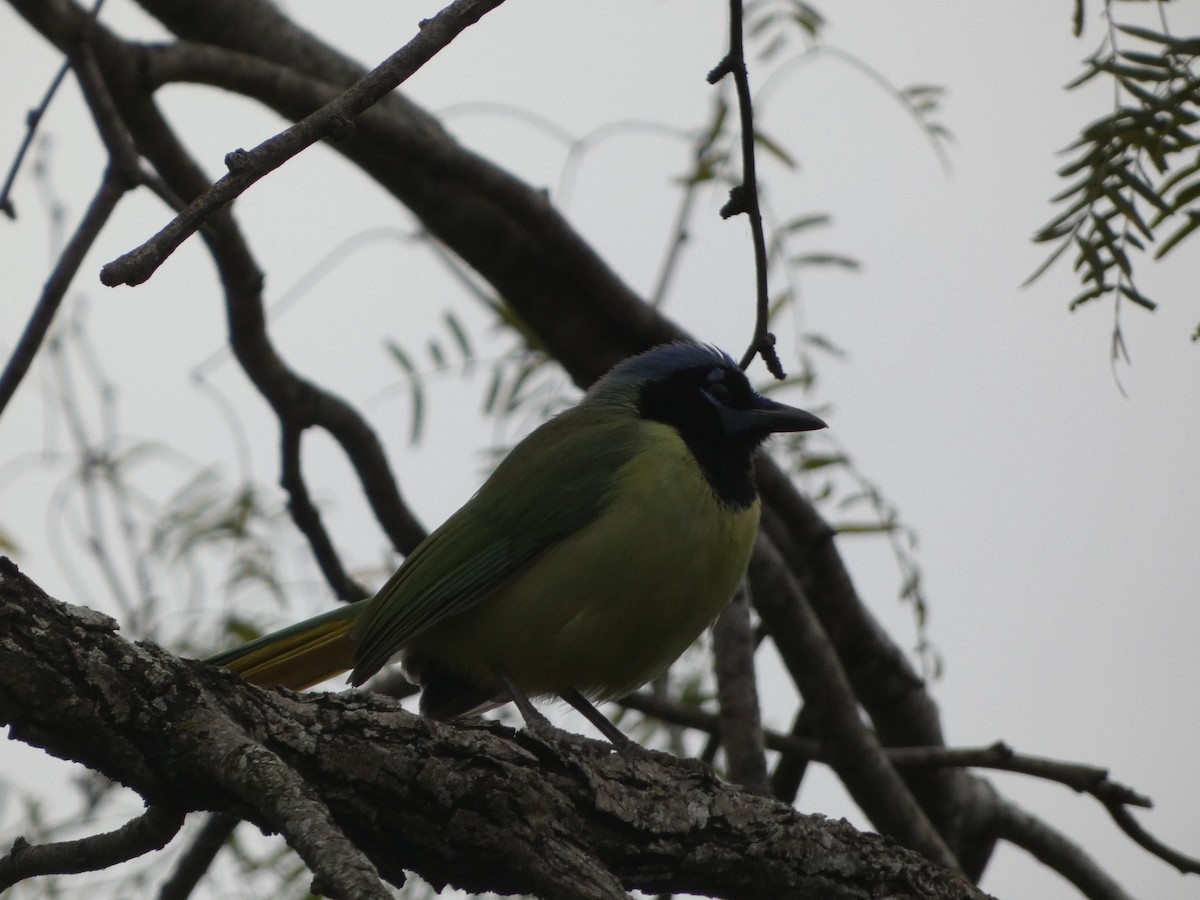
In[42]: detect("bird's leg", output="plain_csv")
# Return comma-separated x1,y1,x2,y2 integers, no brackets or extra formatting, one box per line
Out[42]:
492,667,631,754
560,687,634,752
492,665,555,735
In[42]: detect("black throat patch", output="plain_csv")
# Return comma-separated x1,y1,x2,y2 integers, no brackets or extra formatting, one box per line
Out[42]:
637,367,763,510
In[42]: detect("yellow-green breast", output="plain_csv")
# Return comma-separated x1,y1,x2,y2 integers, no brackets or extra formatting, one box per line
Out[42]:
402,418,760,701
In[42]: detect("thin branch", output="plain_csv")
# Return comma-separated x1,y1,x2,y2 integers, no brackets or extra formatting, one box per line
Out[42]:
770,705,816,804
280,424,370,603
156,813,239,900
753,466,976,844
71,21,141,179
887,743,1151,809
755,45,953,176
623,693,1149,810
129,0,690,384
624,689,1177,883
1104,801,1200,875
107,75,427,564
0,165,127,418
100,0,508,288
708,0,783,378
0,805,185,891
993,796,1135,900
0,58,70,218
648,96,726,307
0,0,105,217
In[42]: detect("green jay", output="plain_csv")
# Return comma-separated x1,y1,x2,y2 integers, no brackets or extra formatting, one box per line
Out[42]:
208,342,826,742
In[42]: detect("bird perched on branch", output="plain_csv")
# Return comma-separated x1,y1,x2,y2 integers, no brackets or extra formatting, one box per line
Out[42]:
208,341,826,743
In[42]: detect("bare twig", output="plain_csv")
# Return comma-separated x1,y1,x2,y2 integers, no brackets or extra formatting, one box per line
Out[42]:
280,424,370,603
100,0,508,287
1104,802,1200,875
0,0,106,216
0,805,185,891
886,743,1151,809
625,685,1180,882
0,58,70,218
708,0,783,378
0,166,126,418
106,77,428,564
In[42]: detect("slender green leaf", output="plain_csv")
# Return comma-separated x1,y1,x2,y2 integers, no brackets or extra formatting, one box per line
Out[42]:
835,521,898,535
1154,211,1200,258
1168,177,1200,210
789,252,860,270
1114,23,1176,46
1120,78,1171,110
754,128,798,169
782,212,832,232
1120,50,1176,70
443,311,473,362
799,454,849,471
386,340,425,445
1075,235,1109,282
1024,235,1075,285
1092,60,1177,85
803,332,848,359
1103,183,1154,239
427,339,445,369
1065,63,1104,91
387,340,416,375
1035,192,1094,242
1090,213,1132,276
1068,283,1110,310
1118,283,1158,311
1118,167,1172,212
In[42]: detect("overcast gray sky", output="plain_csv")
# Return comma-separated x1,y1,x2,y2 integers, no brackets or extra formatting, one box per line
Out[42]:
2,2,1198,898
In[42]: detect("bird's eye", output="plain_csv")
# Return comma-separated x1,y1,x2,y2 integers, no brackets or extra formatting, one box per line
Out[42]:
706,381,731,404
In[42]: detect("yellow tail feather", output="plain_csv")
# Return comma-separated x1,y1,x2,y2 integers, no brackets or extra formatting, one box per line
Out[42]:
207,600,367,691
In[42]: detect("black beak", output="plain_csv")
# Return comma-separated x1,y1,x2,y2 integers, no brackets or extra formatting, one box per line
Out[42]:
721,396,827,436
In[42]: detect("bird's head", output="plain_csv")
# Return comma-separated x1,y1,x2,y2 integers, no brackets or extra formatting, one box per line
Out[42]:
587,342,826,454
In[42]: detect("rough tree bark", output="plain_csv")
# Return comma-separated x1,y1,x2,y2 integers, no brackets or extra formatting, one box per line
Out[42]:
0,558,990,900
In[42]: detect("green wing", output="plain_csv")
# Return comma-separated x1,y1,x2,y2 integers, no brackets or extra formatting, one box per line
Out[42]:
349,406,639,683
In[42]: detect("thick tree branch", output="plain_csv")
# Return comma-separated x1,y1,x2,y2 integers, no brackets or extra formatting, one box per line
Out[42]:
184,710,392,900
156,813,239,900
748,533,960,872
755,464,1000,876
712,584,769,795
0,558,990,900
